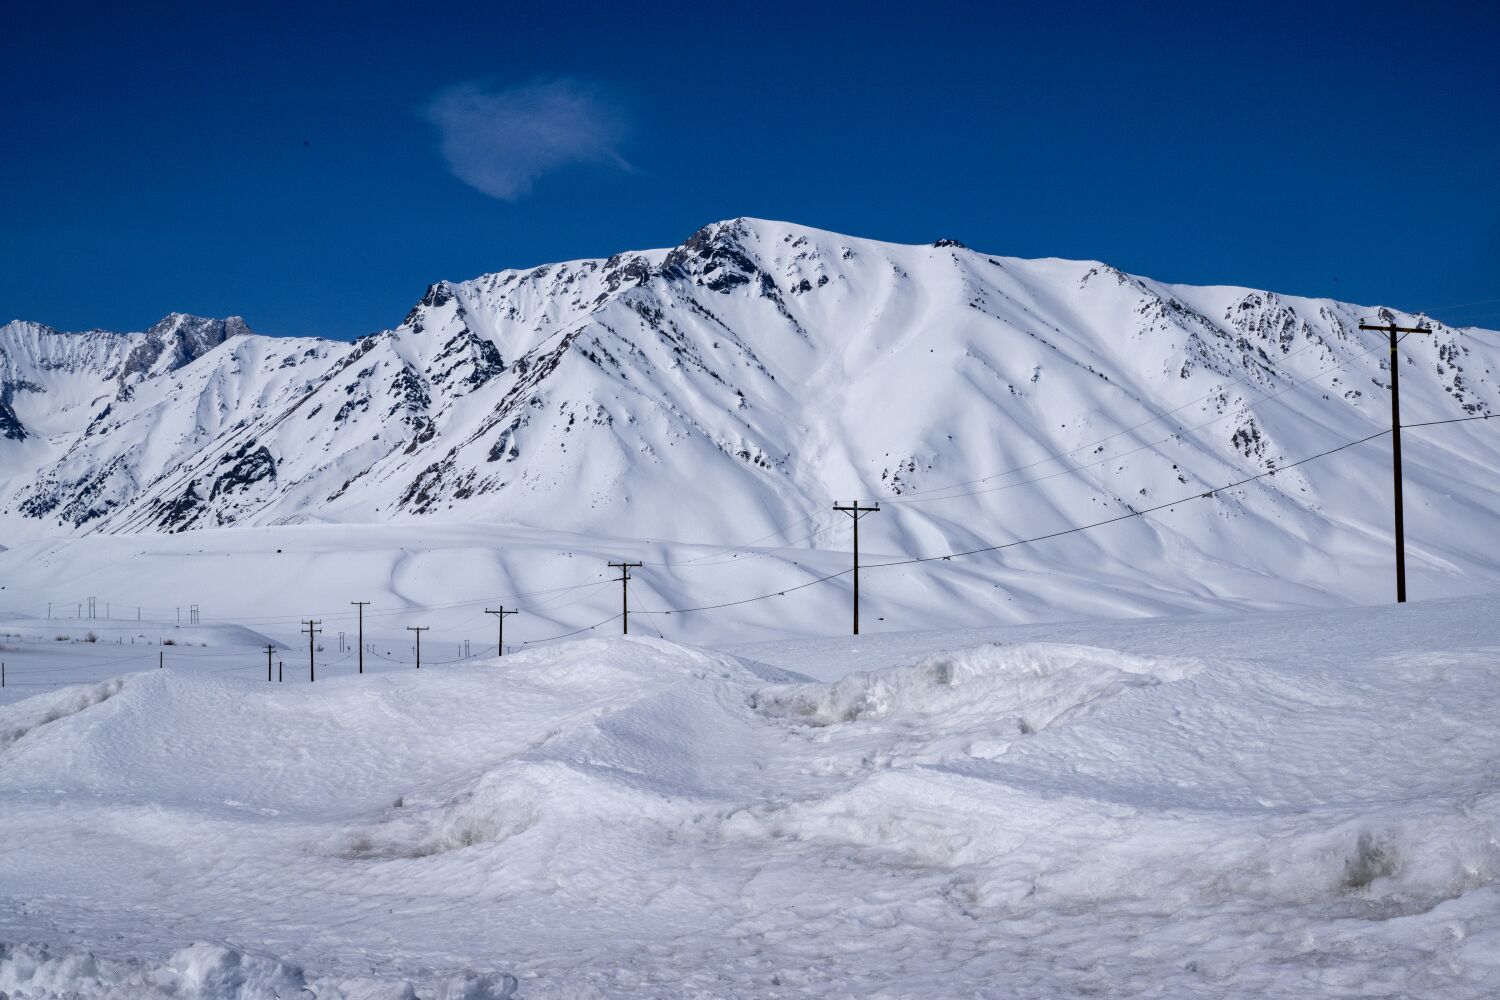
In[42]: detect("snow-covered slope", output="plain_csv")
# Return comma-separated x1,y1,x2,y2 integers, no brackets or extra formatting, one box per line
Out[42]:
5,595,1500,997
3,219,1499,615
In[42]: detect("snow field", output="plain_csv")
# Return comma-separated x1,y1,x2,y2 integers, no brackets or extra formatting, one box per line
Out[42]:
4,595,1500,996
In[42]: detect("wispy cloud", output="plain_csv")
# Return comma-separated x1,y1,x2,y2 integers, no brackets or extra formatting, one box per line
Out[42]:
423,78,630,201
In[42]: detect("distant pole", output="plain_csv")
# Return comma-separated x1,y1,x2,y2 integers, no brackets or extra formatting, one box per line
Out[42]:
2,662,5,688
159,650,163,669
407,626,430,668
265,643,275,682
833,501,881,634
608,562,643,635
351,601,370,674
485,606,519,656
278,660,283,682
302,619,322,682
1359,320,1434,604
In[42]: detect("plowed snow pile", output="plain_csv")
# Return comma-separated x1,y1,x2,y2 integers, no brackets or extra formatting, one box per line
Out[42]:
4,596,1500,998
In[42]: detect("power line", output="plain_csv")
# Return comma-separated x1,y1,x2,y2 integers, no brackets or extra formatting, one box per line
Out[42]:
623,580,665,639
637,415,1496,617
4,341,1412,628
882,342,1385,507
868,413,1495,572
636,321,1386,569
4,418,1494,655
867,335,1359,505
1423,295,1500,312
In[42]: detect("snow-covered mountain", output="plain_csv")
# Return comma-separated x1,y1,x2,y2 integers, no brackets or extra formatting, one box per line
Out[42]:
3,218,1498,607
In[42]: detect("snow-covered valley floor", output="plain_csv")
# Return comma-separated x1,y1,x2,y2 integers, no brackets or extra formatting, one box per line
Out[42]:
3,594,1500,998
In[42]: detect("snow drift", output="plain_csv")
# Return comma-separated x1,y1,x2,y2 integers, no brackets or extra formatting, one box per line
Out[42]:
5,595,1500,997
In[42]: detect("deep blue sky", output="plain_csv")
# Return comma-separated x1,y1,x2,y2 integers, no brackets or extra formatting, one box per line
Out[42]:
4,1,1497,339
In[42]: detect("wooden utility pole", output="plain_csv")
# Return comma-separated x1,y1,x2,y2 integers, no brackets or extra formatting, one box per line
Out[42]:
265,643,275,682
351,601,370,674
302,619,321,682
833,501,880,634
407,626,430,669
608,562,643,634
485,606,519,656
1359,319,1433,603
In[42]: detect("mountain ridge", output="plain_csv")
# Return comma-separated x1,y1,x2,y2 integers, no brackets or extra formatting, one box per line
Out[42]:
2,217,1498,611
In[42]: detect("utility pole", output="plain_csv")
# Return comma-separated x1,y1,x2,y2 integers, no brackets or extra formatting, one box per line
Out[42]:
485,606,519,656
350,601,370,674
1359,319,1433,603
608,562,643,635
265,643,275,682
833,501,880,634
407,626,429,669
302,619,321,682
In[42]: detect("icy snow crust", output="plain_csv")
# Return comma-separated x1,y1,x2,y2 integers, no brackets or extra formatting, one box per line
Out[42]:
5,596,1500,997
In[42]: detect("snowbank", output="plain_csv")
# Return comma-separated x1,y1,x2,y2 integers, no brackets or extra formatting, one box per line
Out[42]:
4,603,1500,997
0,941,515,999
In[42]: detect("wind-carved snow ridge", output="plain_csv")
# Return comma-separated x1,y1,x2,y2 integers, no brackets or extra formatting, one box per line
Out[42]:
751,642,1200,732
0,676,126,750
3,218,1499,613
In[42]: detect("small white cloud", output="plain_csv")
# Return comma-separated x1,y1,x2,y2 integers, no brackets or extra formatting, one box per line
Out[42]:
423,78,630,201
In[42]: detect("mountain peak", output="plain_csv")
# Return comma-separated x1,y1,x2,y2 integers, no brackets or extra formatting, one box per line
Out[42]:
145,313,255,341
661,219,769,291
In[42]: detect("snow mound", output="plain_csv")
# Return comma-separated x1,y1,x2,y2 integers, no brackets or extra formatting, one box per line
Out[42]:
9,607,1500,996
0,676,125,750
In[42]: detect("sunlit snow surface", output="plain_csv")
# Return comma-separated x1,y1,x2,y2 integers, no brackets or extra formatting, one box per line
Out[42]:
4,595,1500,997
